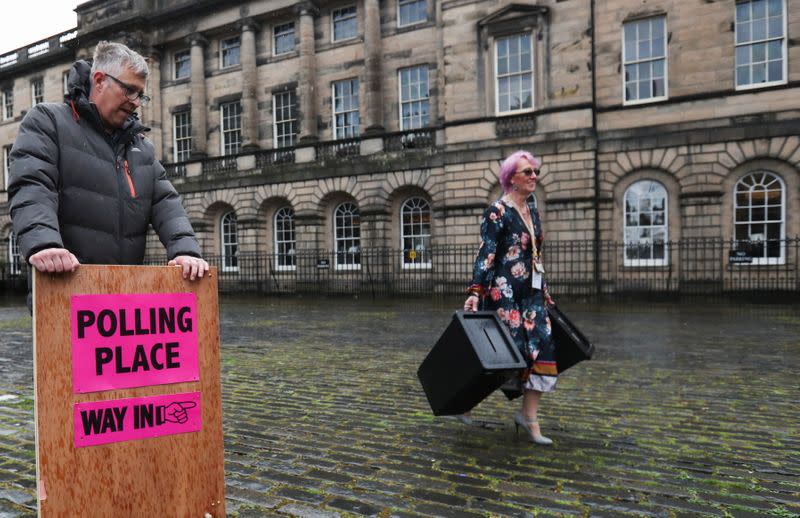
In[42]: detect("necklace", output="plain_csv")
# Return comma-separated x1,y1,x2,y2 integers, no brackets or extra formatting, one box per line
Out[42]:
502,195,544,273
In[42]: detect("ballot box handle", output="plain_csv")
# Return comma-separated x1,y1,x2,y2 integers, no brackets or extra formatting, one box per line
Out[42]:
483,328,498,353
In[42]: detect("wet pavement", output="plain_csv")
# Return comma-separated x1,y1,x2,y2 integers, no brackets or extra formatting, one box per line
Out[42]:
0,295,799,517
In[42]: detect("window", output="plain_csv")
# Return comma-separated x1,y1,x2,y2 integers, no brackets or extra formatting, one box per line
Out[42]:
623,16,667,104
274,207,296,270
31,78,44,106
7,232,21,276
734,171,785,264
174,49,191,80
624,180,668,266
63,71,70,95
274,22,296,55
398,0,427,27
334,202,360,269
399,66,430,130
332,6,358,41
221,101,242,155
220,37,241,68
173,111,192,162
3,145,11,191
221,211,239,272
2,88,12,120
495,33,533,114
273,90,298,148
333,78,359,139
401,197,431,268
735,0,786,89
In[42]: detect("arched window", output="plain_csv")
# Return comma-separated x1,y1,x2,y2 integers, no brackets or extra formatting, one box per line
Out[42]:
334,202,360,269
8,231,20,276
734,171,785,264
221,211,239,272
274,207,296,270
624,180,668,266
401,197,431,268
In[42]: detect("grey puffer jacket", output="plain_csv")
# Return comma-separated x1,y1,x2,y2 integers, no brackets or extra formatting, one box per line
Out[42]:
9,60,201,265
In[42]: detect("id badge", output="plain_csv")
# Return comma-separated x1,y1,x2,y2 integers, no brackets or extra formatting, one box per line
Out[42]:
531,271,542,290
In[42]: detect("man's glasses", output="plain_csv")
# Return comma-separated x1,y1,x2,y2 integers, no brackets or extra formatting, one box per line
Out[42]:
105,74,151,105
517,167,541,177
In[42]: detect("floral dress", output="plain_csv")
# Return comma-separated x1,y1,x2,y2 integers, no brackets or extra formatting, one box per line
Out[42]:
469,198,558,392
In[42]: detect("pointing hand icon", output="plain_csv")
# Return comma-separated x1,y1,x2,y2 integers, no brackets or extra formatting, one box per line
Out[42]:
163,401,197,424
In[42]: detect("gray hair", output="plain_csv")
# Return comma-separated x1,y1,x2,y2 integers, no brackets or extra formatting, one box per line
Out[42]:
90,41,149,78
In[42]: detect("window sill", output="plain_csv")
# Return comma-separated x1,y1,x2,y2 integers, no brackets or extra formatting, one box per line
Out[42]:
735,80,788,92
623,95,669,107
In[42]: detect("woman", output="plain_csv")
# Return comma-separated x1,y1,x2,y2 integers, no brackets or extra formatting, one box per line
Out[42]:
464,150,557,445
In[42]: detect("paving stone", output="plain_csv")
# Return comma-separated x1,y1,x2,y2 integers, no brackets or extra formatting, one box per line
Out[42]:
0,491,33,507
225,486,281,509
278,502,341,518
273,487,326,504
410,502,486,517
326,497,381,516
406,489,466,507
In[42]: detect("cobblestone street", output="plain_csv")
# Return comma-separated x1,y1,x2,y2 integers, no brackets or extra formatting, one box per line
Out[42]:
0,295,798,517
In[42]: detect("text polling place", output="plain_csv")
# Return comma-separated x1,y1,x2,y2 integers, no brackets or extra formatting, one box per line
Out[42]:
33,265,225,517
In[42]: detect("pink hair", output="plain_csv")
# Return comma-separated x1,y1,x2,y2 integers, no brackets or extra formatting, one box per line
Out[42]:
498,150,541,193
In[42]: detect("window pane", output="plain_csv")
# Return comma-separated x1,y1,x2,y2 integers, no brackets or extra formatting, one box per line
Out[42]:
752,0,766,19
767,60,782,81
736,65,750,86
752,42,766,62
638,39,651,59
767,40,782,60
737,2,750,22
752,62,766,83
737,21,751,44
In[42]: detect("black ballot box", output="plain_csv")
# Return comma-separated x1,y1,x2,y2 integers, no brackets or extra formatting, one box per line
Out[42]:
549,306,595,373
418,311,527,416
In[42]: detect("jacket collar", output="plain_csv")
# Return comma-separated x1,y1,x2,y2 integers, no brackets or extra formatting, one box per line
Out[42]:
65,60,149,144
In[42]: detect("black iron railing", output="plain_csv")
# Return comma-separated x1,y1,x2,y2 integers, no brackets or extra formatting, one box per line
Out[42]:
139,238,800,297
4,239,798,297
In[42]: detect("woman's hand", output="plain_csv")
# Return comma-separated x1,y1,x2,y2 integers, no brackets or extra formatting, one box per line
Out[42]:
463,294,479,312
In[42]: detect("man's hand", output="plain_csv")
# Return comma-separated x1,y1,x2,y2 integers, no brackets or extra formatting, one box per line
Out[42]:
28,248,80,273
168,255,209,281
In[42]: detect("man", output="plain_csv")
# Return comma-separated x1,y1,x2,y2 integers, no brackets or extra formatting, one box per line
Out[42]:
8,41,207,300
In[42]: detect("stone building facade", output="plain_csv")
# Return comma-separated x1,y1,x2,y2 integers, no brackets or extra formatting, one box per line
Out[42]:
0,0,798,292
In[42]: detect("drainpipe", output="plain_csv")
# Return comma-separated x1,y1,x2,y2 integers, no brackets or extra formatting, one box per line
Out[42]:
591,0,600,295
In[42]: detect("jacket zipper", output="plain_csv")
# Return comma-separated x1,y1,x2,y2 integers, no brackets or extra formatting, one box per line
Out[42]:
123,159,137,198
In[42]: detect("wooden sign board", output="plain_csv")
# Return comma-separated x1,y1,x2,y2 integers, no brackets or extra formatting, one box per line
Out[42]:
33,265,225,517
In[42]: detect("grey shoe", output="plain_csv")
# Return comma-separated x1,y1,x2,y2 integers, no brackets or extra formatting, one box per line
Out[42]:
513,411,553,445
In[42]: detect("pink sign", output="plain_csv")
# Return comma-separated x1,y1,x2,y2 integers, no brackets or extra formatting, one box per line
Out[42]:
74,392,202,448
70,293,199,393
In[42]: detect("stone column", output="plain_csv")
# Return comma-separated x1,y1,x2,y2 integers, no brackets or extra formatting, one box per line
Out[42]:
297,4,318,142
142,48,164,159
190,34,208,158
240,19,260,151
362,0,383,134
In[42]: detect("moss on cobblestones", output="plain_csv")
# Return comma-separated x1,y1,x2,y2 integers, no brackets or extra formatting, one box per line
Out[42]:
0,317,31,330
